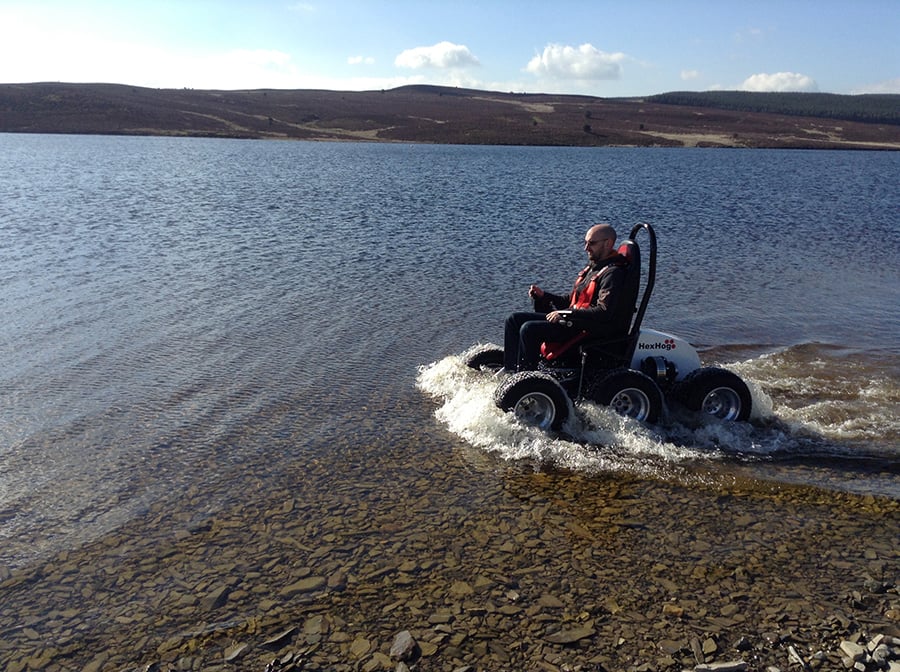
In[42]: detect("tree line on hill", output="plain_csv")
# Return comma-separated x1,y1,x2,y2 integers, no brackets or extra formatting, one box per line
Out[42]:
647,91,900,125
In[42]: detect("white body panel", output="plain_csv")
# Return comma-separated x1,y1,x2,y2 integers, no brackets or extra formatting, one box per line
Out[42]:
630,328,702,381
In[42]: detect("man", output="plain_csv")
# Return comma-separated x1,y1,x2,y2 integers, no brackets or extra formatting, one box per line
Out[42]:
503,223,631,371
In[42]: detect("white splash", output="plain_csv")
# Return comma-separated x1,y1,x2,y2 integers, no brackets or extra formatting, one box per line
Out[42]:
417,346,715,476
731,348,900,452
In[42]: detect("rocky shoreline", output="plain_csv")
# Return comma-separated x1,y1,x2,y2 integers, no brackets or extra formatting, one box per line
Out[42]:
1,439,897,672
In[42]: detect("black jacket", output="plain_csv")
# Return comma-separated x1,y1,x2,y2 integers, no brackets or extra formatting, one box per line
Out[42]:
533,253,632,336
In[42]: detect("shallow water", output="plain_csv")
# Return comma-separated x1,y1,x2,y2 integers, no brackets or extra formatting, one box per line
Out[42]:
416,343,899,498
0,133,897,570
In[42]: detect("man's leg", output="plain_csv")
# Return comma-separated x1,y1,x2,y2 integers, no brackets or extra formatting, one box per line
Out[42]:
504,312,544,370
519,319,577,370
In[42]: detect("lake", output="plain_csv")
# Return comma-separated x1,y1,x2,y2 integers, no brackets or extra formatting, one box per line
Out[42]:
0,133,898,576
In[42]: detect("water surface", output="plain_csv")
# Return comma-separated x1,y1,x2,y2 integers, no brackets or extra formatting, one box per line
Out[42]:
1,134,897,569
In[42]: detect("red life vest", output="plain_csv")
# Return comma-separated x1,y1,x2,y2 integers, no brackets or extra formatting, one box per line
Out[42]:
569,254,627,309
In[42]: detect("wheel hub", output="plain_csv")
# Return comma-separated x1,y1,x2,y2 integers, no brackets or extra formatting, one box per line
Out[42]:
701,387,743,420
514,392,557,429
610,388,651,421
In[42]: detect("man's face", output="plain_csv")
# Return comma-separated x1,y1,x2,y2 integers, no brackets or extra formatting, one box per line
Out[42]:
584,234,612,263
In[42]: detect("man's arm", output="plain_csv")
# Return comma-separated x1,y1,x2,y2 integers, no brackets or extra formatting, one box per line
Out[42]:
530,285,571,314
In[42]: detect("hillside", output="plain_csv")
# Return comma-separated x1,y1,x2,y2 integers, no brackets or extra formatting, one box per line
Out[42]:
648,90,900,125
2,82,899,149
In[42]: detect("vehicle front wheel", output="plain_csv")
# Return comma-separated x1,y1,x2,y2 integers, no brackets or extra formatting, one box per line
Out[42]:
464,345,505,373
588,369,664,423
494,372,569,431
674,367,752,422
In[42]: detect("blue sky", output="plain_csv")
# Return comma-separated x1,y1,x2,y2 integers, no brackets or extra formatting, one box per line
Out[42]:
2,0,898,96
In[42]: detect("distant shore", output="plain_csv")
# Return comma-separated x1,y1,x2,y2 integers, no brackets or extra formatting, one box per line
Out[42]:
2,82,900,149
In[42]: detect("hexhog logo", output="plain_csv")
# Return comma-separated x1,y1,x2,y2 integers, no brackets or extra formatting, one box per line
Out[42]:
638,338,677,351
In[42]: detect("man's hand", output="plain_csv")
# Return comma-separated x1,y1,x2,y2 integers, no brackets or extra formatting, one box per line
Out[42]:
546,310,563,323
529,285,544,299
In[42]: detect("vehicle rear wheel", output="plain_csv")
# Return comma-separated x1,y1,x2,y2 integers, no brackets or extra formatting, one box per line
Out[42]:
494,372,569,431
588,369,663,423
464,346,505,373
675,367,751,421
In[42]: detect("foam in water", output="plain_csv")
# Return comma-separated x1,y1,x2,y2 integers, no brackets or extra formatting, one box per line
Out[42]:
730,347,900,457
417,342,900,477
416,346,732,478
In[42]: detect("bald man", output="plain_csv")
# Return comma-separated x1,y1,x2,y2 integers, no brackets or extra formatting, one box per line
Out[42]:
503,223,631,372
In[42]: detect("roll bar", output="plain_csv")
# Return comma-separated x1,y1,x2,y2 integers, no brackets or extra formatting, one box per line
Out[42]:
624,222,657,361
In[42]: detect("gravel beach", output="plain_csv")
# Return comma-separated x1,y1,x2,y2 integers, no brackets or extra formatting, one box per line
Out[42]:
1,435,897,672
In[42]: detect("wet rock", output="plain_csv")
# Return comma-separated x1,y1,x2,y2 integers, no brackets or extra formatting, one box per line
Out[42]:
544,625,595,644
82,653,110,672
389,630,418,661
223,643,248,661
279,576,326,597
362,651,391,670
302,614,329,641
693,662,748,671
734,636,752,651
326,569,347,590
427,610,454,624
873,644,891,666
472,575,494,593
662,603,685,618
691,637,705,662
200,584,230,610
538,593,565,608
450,580,474,597
658,639,685,655
262,627,297,649
841,640,866,661
349,636,371,658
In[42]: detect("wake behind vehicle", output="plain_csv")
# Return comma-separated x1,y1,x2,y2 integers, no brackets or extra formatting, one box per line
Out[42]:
466,223,752,431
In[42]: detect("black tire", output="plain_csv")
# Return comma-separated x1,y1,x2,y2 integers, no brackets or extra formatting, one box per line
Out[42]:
494,372,569,431
588,369,664,423
674,367,752,422
464,346,505,373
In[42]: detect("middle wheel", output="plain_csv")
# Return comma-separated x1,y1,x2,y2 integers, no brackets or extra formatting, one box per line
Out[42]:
587,369,663,423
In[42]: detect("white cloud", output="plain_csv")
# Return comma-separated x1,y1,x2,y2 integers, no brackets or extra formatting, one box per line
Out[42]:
348,56,375,66
680,69,700,81
740,72,818,92
525,44,625,80
851,77,900,94
394,42,480,69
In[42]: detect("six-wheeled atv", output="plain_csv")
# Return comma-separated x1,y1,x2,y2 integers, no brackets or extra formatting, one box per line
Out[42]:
466,223,752,431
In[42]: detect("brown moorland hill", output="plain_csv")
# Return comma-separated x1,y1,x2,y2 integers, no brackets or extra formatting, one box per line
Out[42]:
1,82,899,149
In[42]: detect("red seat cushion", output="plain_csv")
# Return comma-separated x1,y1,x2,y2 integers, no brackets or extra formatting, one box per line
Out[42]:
540,331,589,361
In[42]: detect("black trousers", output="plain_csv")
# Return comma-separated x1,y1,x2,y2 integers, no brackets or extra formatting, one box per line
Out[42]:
503,311,580,371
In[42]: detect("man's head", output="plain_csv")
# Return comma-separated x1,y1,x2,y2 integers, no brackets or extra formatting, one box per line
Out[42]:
583,223,617,263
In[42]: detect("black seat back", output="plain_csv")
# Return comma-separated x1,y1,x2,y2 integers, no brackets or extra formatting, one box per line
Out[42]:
615,239,641,335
